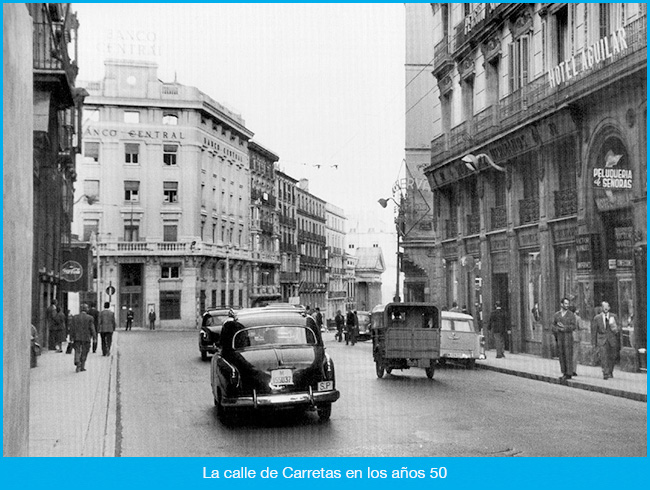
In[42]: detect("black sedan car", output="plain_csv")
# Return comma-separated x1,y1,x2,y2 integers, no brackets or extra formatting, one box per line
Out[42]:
210,306,340,423
199,308,234,361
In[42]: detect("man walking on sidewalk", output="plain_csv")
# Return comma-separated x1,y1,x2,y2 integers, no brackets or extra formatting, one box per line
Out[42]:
70,304,96,372
488,302,508,358
591,301,619,380
98,302,116,356
552,298,577,382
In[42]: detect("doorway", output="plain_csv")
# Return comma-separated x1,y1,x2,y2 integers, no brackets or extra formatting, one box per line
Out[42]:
120,263,143,329
492,273,510,350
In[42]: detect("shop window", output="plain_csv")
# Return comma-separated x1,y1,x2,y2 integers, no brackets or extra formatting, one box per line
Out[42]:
159,291,181,320
163,181,178,203
124,180,140,202
125,143,139,164
163,144,178,166
84,142,99,162
161,264,180,279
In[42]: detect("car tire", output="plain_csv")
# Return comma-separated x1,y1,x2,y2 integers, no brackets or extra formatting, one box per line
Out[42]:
201,350,209,361
375,361,385,378
215,390,230,423
425,360,435,379
317,403,332,422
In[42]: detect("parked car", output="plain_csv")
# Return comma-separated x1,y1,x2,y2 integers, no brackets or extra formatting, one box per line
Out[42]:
210,306,340,423
439,311,486,368
356,311,372,340
199,308,235,361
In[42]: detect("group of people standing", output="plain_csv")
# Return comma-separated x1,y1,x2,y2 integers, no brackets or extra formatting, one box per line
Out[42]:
333,309,359,346
487,297,622,382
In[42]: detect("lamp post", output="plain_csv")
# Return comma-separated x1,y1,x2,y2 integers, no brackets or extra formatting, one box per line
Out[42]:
378,197,402,303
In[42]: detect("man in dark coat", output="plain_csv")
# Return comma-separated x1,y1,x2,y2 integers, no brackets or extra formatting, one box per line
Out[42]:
345,308,357,346
591,301,619,380
70,304,96,372
87,303,100,353
98,302,117,356
487,302,508,358
314,307,323,331
552,297,577,381
334,310,344,342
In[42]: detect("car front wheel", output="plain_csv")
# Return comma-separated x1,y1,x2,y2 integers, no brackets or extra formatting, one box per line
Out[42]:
317,403,332,422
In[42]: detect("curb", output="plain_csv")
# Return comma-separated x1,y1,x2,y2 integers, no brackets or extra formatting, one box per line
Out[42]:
476,363,647,402
103,333,119,457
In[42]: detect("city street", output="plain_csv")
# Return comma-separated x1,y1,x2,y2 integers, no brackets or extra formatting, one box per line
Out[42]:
115,330,646,457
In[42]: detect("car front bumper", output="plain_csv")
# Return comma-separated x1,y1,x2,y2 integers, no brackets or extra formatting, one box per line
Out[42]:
223,388,340,409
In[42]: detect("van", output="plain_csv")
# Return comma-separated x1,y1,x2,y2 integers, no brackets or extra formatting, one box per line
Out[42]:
440,311,485,368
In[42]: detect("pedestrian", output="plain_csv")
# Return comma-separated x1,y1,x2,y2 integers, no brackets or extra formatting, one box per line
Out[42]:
450,301,461,313
126,308,134,331
334,310,344,342
569,305,581,377
87,302,100,353
552,298,577,381
50,306,66,352
591,301,619,380
148,308,156,330
46,299,58,350
345,308,356,345
487,301,508,358
65,309,74,354
69,304,96,373
314,307,323,332
30,324,40,368
461,304,469,315
98,302,116,356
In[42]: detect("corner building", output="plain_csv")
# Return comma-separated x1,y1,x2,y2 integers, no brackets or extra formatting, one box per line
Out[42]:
405,4,646,370
74,60,255,329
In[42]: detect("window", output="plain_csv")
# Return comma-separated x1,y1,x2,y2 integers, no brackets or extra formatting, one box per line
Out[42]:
163,144,178,166
162,113,178,125
508,36,529,93
124,180,140,201
124,110,140,123
599,3,611,38
163,181,178,203
83,180,99,201
555,6,569,63
161,264,180,279
124,224,139,242
163,224,178,242
82,221,98,242
125,143,139,164
83,108,99,122
84,142,99,162
159,291,181,320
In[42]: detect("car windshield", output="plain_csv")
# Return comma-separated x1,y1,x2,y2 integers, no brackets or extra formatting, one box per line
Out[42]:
205,315,229,327
232,325,317,350
442,319,475,332
357,313,370,324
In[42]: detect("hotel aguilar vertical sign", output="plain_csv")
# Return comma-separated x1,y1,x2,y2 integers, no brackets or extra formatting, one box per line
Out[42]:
60,244,92,292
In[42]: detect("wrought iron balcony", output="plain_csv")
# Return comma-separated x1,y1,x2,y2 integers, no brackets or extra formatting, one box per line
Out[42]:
33,12,79,94
519,198,540,225
280,272,300,283
554,188,578,217
490,206,507,230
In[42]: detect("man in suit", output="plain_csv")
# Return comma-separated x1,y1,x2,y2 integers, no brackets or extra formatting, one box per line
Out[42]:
552,298,577,381
98,302,116,356
591,301,619,380
69,304,96,372
488,302,508,358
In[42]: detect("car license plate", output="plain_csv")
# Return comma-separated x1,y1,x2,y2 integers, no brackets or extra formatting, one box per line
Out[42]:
317,381,333,391
270,369,293,386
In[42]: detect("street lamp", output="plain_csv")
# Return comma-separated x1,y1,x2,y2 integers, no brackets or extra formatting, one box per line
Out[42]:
378,197,402,303
462,153,506,173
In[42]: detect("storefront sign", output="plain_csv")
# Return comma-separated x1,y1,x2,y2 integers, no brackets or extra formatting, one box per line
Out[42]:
83,126,186,141
548,28,628,88
60,245,91,292
576,234,593,270
593,167,633,189
489,235,508,252
61,261,83,282
518,229,539,249
615,227,634,261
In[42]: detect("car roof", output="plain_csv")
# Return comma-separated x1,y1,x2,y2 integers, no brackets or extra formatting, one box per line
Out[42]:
441,311,474,320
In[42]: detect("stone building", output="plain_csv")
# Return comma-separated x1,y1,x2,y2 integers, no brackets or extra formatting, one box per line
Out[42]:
74,60,256,329
405,3,646,370
276,170,300,303
325,203,347,319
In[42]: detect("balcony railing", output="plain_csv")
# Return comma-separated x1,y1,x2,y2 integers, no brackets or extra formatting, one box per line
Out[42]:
33,19,78,88
280,272,300,283
519,198,540,225
251,285,281,297
554,188,578,217
328,290,347,299
490,206,507,230
466,214,480,235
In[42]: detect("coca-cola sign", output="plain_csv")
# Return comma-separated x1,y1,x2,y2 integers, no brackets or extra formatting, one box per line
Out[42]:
61,261,83,282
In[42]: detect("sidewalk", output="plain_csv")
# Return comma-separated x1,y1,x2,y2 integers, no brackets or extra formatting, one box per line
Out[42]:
477,350,647,402
29,333,119,457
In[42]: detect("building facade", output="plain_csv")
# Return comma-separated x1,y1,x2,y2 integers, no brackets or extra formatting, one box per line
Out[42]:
405,3,646,370
325,203,347,319
276,170,300,303
248,140,281,305
296,179,327,310
74,60,256,329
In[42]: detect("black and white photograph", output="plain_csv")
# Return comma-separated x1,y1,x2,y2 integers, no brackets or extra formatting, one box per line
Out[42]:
3,1,646,469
